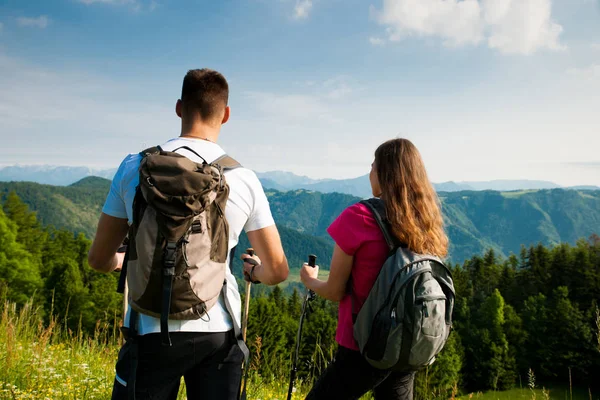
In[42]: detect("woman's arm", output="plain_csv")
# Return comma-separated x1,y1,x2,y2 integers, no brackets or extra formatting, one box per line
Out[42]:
300,244,353,302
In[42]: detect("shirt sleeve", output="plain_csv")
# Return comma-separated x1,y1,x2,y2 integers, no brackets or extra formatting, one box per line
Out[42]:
244,171,276,232
327,203,366,256
101,158,128,219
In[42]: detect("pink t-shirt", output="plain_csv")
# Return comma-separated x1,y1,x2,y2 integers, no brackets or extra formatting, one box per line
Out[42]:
327,202,390,351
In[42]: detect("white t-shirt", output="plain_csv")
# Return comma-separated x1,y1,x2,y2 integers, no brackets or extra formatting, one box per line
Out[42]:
102,137,275,335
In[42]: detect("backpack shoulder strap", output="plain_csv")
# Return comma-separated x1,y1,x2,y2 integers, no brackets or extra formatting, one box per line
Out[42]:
360,198,397,252
213,154,242,170
139,145,162,158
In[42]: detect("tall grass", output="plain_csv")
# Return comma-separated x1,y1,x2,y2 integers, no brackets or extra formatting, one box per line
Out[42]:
0,300,319,399
2,300,596,400
0,300,117,399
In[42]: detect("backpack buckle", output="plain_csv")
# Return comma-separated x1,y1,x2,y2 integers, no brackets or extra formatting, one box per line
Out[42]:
164,242,177,268
191,220,202,233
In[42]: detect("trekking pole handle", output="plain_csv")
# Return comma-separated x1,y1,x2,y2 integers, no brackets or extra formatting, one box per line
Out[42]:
244,248,258,266
244,248,260,283
308,254,317,299
242,248,255,343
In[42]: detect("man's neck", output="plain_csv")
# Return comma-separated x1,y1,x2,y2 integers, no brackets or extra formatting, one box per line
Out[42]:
179,123,220,143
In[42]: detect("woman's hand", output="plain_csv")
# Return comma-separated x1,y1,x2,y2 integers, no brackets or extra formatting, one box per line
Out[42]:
300,262,319,285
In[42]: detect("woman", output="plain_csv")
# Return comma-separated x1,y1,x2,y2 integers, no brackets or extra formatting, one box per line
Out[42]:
300,138,448,400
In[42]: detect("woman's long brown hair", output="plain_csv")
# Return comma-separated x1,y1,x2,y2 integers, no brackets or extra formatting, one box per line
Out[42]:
375,138,448,258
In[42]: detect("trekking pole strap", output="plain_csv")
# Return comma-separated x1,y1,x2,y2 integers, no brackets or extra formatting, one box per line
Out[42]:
116,237,130,294
221,280,250,400
288,294,310,400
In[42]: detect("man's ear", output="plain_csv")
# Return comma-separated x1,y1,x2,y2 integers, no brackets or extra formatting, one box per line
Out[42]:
175,99,183,118
221,106,230,125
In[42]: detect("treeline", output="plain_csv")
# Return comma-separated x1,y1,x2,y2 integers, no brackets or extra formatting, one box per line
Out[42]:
452,240,600,394
1,192,599,398
0,192,122,333
242,236,600,397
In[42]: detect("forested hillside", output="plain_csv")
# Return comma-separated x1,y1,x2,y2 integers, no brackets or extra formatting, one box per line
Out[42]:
0,178,109,238
1,178,599,265
1,192,598,398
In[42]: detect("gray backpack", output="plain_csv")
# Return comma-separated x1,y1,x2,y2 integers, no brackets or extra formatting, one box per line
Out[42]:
353,199,455,371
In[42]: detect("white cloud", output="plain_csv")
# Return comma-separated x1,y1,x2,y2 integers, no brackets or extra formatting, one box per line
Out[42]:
592,43,600,51
76,0,156,11
77,0,135,5
323,76,353,99
371,0,565,55
17,16,50,29
369,36,385,46
294,0,313,19
566,64,600,80
0,51,173,166
244,91,332,121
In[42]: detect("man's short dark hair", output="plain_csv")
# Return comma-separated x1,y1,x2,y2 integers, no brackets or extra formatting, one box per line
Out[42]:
181,69,229,122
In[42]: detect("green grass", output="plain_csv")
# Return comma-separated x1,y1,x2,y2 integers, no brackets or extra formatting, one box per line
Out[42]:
457,387,593,400
1,300,594,400
0,300,319,400
275,268,330,289
501,190,539,198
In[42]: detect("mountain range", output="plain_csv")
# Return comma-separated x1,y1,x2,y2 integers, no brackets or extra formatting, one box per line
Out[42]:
2,165,598,195
1,176,598,266
256,171,598,198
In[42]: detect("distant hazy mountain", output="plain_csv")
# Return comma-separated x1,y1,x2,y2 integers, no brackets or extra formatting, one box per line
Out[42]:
2,165,597,195
0,165,116,186
255,171,325,187
257,171,579,196
434,181,475,192
460,179,561,191
302,174,372,198
568,185,600,190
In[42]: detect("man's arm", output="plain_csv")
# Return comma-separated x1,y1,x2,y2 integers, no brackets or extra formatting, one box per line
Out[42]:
88,213,129,273
243,225,289,285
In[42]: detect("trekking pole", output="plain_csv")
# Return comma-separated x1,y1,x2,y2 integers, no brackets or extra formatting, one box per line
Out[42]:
287,254,317,400
240,248,258,400
241,248,256,341
116,240,129,346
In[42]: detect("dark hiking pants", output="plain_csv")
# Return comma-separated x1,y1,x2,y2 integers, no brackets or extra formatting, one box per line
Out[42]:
111,330,243,400
305,345,415,400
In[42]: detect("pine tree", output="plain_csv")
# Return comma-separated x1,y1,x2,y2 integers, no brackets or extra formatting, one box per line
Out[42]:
2,191,47,256
0,207,43,306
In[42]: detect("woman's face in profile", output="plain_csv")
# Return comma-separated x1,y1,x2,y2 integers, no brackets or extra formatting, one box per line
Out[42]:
369,162,382,197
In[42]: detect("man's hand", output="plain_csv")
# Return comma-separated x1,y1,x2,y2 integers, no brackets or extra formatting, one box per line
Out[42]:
241,253,261,283
88,213,129,273
245,225,289,285
113,252,126,272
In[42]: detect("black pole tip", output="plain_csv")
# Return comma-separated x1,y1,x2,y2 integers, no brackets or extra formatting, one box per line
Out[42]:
308,254,317,267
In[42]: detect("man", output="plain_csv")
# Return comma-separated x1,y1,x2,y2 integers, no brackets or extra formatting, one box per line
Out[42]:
88,68,289,399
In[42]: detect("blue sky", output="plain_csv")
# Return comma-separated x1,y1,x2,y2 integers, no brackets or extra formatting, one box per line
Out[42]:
0,0,599,185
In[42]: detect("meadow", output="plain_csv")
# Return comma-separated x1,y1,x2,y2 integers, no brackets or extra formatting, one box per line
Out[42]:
2,299,596,400
0,300,318,400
